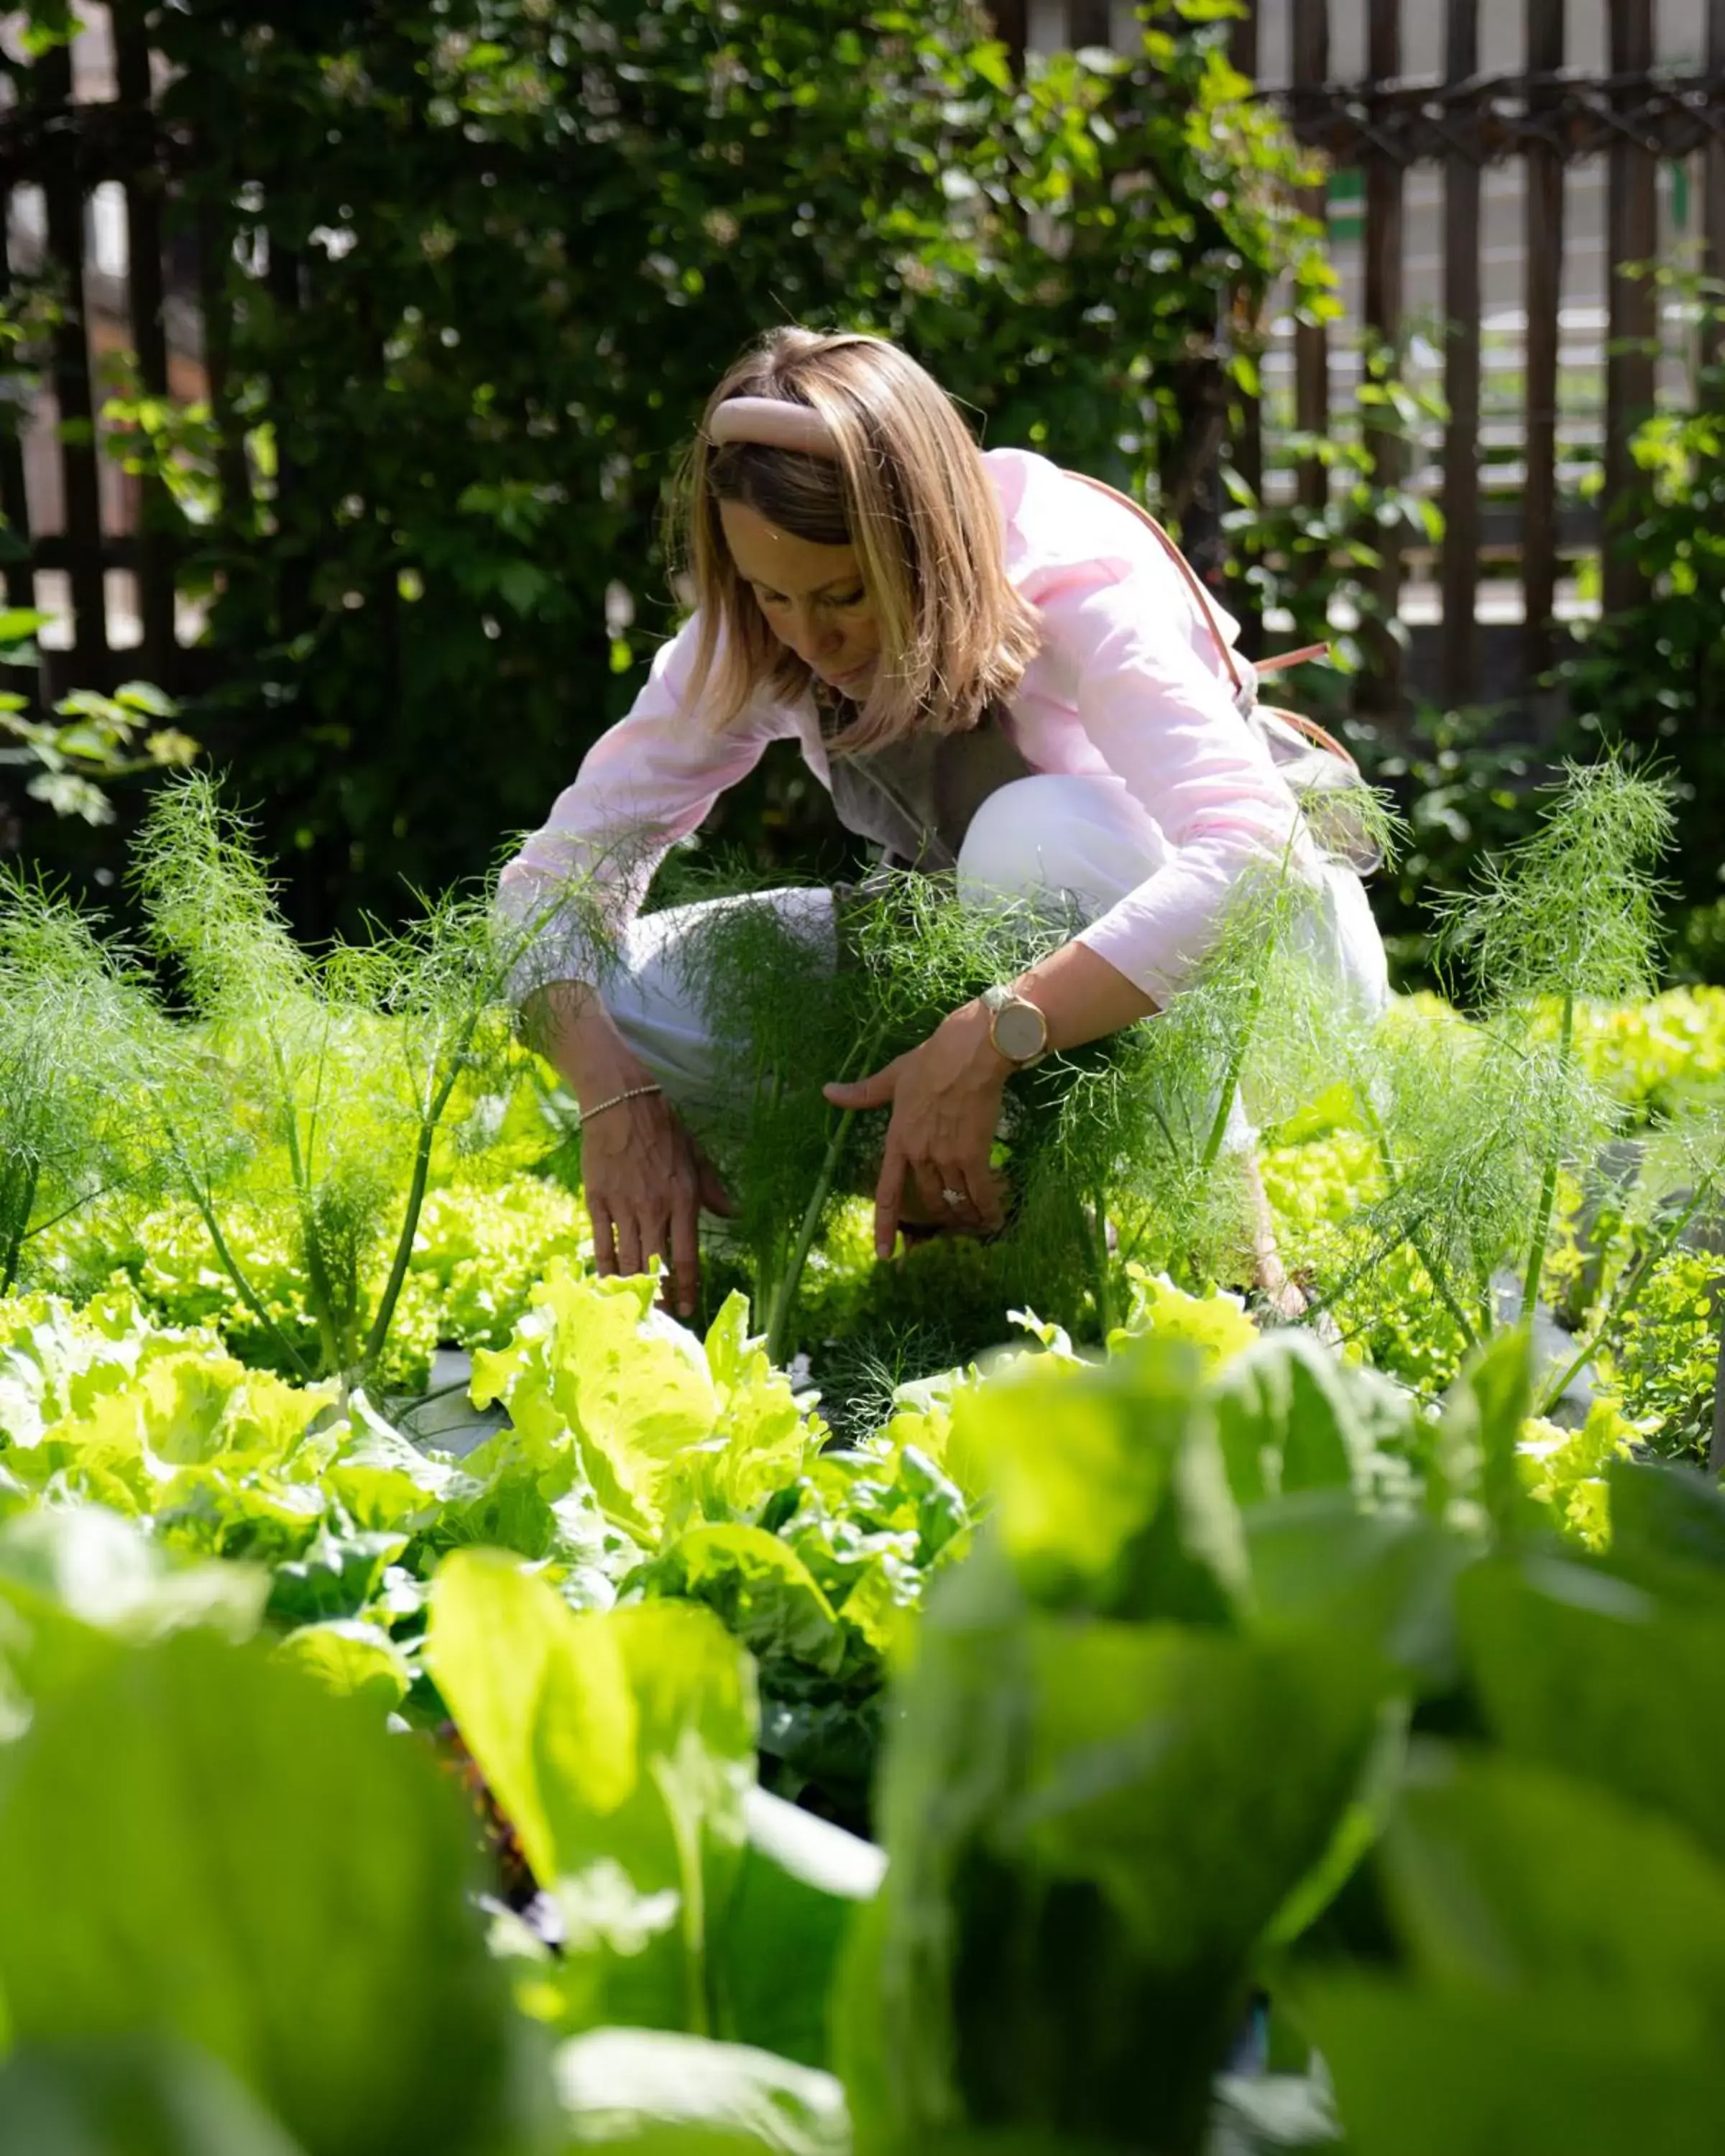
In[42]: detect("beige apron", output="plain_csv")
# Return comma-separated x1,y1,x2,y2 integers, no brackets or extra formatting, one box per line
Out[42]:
822,704,1034,873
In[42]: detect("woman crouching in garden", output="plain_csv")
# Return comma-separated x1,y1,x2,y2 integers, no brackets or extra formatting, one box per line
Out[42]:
499,326,1387,1320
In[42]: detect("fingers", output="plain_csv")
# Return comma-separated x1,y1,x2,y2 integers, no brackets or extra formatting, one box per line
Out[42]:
693,1142,735,1219
969,1160,1009,1235
586,1109,722,1321
912,1155,963,1229
824,1059,901,1113
612,1208,647,1281
590,1199,618,1278
873,1143,907,1261
669,1181,701,1321
936,1158,996,1234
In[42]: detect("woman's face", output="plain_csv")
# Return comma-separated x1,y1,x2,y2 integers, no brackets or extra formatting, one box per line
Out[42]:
719,499,881,699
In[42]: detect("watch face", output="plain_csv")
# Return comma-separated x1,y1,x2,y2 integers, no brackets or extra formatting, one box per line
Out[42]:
994,998,1046,1062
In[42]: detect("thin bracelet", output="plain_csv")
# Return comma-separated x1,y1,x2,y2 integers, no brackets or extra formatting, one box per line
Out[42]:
578,1083,663,1125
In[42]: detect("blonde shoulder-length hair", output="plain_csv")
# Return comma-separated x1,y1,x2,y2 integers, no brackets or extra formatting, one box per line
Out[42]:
671,328,1041,755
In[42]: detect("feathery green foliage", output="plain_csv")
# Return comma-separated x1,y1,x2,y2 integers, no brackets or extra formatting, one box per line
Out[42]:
668,845,1356,1360
1333,1010,1589,1353
131,776,398,1379
1438,757,1673,1325
667,867,1080,1358
1432,756,1674,1015
3,775,552,1388
1299,760,1699,1401
0,872,158,1294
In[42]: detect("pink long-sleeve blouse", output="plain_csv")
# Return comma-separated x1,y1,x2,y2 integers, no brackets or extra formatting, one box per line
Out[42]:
498,447,1310,1008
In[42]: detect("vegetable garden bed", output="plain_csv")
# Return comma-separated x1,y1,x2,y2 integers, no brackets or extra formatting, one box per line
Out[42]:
2,765,1724,2152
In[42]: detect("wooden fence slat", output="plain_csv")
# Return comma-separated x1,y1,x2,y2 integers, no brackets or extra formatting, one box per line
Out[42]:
1291,0,1330,546
1604,0,1657,619
988,1,1029,73
36,41,109,684
1441,0,1481,711
1522,0,1566,691
114,17,178,688
1706,0,1725,376
1230,1,1264,657
196,198,251,540
1358,0,1404,719
0,182,37,622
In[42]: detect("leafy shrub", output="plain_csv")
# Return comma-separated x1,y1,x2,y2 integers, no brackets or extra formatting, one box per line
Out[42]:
1228,330,1445,711
8,0,1325,932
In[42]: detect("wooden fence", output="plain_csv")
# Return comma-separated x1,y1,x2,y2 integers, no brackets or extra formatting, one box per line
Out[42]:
1008,1,1725,718
1269,0,1725,713
0,4,198,701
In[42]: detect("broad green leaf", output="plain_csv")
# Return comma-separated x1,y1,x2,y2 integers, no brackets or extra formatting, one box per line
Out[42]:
683,1294,816,1526
1210,1332,1417,1506
714,1788,885,2069
947,1335,1246,1619
425,1549,639,1887
264,1526,408,1626
1517,1398,1636,1549
470,1266,719,1540
0,1506,270,1743
1110,1271,1257,1376
430,1440,629,1610
326,1392,470,1532
0,2036,308,2155
845,1539,1386,2153
1381,1744,1725,2049
273,1618,410,1712
1305,1979,1725,2156
114,679,180,717
0,1502,267,1644
0,1631,533,2156
8,1337,336,1551
1244,1496,1474,1685
0,606,52,645
1431,1329,1537,1535
1602,1457,1725,1608
553,2029,850,2154
1012,1619,1389,1961
1458,1554,1725,1851
0,1573,116,1744
426,1552,755,2034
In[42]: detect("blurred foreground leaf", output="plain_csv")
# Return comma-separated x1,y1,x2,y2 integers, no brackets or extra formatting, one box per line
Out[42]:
0,1630,537,2156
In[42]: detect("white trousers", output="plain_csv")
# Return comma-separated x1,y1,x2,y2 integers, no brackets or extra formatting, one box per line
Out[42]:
601,774,1389,1123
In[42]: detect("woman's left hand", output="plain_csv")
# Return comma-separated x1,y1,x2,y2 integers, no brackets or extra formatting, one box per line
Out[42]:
824,1003,1010,1258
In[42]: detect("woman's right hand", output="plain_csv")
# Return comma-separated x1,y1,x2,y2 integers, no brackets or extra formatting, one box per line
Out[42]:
535,983,730,1319
578,1084,732,1318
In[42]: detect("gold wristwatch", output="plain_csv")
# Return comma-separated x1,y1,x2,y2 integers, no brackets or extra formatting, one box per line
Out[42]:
981,984,1050,1069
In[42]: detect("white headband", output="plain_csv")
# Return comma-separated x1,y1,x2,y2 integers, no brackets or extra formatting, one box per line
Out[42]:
705,395,840,459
